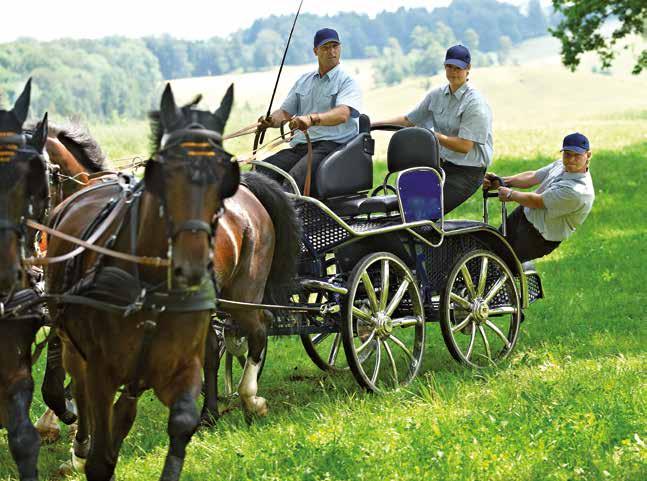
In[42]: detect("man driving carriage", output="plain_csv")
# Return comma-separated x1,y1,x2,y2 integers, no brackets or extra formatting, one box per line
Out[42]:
484,132,595,262
257,28,362,197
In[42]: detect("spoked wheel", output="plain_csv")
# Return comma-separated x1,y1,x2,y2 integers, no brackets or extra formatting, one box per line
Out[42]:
342,252,425,392
299,292,348,372
440,249,521,368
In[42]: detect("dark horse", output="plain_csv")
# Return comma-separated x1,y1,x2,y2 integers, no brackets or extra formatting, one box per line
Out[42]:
0,79,50,481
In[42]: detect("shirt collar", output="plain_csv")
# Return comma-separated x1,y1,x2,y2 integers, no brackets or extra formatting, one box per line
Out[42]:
315,64,341,81
443,82,469,100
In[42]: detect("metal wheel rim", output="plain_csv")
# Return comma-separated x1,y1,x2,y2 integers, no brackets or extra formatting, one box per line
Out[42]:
442,249,521,368
343,252,425,392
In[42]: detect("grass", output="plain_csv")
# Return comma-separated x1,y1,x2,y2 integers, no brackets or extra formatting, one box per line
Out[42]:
1,39,646,480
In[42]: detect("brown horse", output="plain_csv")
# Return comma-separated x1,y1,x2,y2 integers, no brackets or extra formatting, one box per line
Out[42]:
44,83,297,481
0,79,50,481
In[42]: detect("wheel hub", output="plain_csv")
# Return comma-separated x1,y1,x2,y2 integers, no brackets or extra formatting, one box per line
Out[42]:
472,299,489,324
374,312,393,338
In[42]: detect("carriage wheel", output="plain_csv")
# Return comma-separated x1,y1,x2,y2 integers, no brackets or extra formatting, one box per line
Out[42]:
300,292,348,372
439,249,521,368
342,252,425,392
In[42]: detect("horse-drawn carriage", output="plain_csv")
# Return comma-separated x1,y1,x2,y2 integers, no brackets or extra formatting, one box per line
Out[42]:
215,114,545,394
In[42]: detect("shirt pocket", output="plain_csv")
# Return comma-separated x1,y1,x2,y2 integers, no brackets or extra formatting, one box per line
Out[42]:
430,104,446,132
316,84,339,114
294,84,313,115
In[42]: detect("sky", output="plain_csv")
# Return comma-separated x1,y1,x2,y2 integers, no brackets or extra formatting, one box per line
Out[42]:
0,0,545,43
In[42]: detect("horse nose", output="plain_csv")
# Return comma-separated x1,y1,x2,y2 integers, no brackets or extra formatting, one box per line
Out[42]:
173,263,206,288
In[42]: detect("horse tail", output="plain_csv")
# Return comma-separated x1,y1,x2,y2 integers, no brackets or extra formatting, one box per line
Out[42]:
240,172,301,304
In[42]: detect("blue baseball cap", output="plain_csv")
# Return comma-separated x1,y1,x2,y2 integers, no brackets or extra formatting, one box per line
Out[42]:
561,132,590,154
444,44,471,69
314,28,340,48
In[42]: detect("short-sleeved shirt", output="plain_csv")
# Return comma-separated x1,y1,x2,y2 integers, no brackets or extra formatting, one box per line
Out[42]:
523,160,595,242
281,64,362,146
406,83,493,168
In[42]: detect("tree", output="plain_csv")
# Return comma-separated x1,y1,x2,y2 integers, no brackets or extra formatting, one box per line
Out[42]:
550,0,647,74
373,38,411,86
498,35,513,65
525,0,548,37
463,28,480,52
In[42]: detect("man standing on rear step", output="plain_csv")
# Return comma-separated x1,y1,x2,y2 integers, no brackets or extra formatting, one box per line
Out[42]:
483,132,595,262
257,28,362,198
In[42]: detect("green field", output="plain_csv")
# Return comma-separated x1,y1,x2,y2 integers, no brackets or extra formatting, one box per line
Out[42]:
1,38,646,481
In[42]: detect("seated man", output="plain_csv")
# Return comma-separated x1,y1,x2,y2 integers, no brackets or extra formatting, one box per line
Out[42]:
483,132,595,262
257,28,362,197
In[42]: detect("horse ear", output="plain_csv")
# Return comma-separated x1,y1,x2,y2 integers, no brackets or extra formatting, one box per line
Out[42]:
214,83,234,125
160,83,181,130
221,159,240,199
31,112,48,153
12,78,32,126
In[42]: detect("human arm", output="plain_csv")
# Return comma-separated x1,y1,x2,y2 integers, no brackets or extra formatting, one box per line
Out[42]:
497,187,545,209
289,105,352,131
483,170,542,190
371,116,414,128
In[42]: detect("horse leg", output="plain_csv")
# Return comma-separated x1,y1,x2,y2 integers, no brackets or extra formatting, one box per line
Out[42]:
5,379,40,481
238,310,269,424
41,333,77,425
200,323,221,427
70,374,91,473
159,363,202,481
111,393,138,454
84,364,119,481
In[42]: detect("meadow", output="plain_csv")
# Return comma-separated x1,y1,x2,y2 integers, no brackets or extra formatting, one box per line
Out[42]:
1,37,646,480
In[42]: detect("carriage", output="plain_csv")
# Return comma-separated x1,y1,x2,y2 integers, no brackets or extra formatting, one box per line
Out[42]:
214,115,544,394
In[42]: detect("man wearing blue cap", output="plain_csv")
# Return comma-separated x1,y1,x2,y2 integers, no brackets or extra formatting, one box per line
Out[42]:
257,27,362,197
373,44,493,214
483,132,595,262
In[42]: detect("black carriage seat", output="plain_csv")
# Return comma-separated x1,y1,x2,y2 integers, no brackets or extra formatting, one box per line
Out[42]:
326,126,442,218
315,113,374,200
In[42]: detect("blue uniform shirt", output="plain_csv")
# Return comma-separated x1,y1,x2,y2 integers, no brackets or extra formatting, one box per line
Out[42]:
281,64,362,146
406,83,493,168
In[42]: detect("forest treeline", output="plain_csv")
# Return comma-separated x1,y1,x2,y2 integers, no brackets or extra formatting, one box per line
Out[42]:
0,0,552,120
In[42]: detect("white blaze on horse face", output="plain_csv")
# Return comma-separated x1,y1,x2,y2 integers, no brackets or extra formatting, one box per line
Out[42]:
238,359,268,417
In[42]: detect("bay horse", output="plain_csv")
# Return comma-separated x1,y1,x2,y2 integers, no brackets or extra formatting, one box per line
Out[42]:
0,78,50,481
45,83,298,481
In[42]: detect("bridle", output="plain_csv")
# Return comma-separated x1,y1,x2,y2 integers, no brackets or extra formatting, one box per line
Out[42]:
147,123,236,288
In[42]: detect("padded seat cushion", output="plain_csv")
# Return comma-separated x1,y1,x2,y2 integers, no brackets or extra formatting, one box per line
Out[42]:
325,194,399,217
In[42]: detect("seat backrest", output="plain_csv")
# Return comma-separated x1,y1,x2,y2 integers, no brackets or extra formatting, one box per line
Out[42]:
316,114,374,199
397,167,443,222
387,127,440,173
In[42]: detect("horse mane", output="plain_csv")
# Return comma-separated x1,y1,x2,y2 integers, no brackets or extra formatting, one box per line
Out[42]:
48,123,109,173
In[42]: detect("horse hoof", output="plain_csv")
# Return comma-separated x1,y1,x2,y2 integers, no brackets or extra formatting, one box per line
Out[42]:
243,396,268,424
35,409,61,444
71,448,87,472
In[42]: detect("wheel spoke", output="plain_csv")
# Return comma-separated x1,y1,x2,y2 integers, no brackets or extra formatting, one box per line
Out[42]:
489,306,518,316
460,264,477,298
478,325,492,359
379,260,390,311
484,274,508,304
485,320,512,349
477,257,489,297
328,333,342,365
356,330,376,354
352,306,373,322
386,279,410,317
382,340,398,385
391,316,421,328
451,313,474,333
312,332,331,346
360,272,379,313
370,341,382,385
450,292,472,311
388,334,414,363
465,327,477,360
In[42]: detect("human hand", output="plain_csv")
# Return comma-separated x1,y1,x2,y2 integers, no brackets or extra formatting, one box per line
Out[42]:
497,186,513,202
289,115,312,132
257,115,275,130
483,172,502,191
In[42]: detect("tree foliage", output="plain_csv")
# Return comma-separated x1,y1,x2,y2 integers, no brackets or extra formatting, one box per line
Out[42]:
550,0,647,74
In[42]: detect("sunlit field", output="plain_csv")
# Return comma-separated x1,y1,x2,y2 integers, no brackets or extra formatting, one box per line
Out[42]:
1,37,645,481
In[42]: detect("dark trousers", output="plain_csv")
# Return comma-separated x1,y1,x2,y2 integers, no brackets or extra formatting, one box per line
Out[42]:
257,141,342,197
501,206,561,262
442,161,486,214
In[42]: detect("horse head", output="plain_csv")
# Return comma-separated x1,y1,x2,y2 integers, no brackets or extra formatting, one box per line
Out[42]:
0,79,49,293
145,83,239,288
